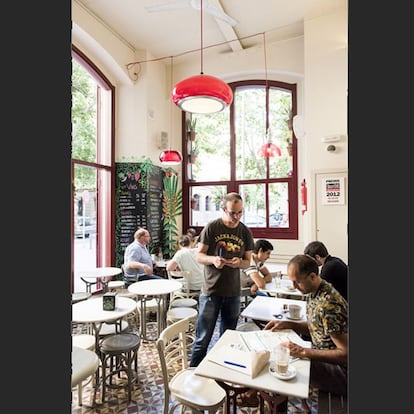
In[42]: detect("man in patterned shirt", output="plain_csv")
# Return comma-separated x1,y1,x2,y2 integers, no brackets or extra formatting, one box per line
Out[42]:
264,254,348,397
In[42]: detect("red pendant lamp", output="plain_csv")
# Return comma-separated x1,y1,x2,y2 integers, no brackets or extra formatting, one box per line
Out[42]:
160,57,183,166
258,141,282,157
171,0,233,114
258,32,281,158
159,149,183,165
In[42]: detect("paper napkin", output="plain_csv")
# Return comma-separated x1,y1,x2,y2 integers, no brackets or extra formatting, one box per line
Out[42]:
207,344,270,378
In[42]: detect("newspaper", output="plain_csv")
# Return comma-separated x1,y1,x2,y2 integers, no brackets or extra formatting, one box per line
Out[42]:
238,329,311,353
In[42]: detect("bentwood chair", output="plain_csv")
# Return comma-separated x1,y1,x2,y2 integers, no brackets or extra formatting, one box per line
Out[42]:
156,317,226,414
167,270,199,309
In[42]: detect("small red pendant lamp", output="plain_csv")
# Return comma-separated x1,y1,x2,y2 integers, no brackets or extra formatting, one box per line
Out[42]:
171,0,233,114
258,141,282,157
258,32,281,158
160,56,183,166
159,149,183,165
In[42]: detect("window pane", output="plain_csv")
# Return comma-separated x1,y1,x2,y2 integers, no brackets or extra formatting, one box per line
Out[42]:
189,110,230,181
269,182,289,228
239,183,266,227
234,86,266,180
268,88,293,178
190,185,227,227
71,59,97,163
73,164,97,292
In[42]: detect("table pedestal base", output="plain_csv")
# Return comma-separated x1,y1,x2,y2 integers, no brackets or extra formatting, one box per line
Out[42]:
216,381,250,414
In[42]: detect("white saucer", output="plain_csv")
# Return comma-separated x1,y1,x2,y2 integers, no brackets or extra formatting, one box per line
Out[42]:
282,286,297,292
286,315,302,320
269,364,296,380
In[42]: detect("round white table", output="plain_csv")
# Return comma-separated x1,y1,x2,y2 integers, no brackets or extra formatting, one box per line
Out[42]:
128,279,182,341
78,267,122,293
72,296,136,406
72,296,136,352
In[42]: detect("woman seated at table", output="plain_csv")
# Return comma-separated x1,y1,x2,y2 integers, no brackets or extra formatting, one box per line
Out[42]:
240,239,274,297
166,234,203,292
185,227,200,248
123,227,163,285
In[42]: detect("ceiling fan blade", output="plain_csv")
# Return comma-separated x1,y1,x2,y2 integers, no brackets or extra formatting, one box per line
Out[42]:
145,0,237,27
203,3,237,26
145,1,192,13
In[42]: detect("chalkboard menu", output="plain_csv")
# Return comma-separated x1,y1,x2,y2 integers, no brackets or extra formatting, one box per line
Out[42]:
115,162,164,268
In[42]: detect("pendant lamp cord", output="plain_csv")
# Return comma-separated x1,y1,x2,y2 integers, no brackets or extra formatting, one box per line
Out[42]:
263,32,270,142
200,0,204,75
169,56,174,150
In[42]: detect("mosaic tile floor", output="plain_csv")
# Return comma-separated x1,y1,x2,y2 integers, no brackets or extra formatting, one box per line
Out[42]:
72,313,319,414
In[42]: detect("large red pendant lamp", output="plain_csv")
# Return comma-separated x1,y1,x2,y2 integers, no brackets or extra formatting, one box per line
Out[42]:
160,57,183,166
171,0,233,114
258,32,281,158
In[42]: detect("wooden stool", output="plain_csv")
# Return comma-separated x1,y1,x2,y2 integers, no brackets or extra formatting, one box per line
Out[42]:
98,333,140,403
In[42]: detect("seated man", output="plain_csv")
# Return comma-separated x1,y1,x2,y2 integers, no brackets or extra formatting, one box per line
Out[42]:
240,239,273,296
304,240,348,301
238,254,348,408
123,227,163,285
265,254,348,397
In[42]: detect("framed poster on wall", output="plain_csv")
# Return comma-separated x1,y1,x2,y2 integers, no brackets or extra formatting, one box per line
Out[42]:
321,176,345,205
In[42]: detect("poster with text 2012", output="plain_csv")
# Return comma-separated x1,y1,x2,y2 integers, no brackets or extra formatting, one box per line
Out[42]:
322,177,345,205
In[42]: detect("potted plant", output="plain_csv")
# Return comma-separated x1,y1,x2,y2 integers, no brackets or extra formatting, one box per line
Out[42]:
286,140,293,156
189,142,199,163
186,118,197,141
282,107,293,131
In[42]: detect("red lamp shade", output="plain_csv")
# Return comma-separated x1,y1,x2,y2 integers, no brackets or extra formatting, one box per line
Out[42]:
159,150,183,165
172,74,233,114
258,142,282,157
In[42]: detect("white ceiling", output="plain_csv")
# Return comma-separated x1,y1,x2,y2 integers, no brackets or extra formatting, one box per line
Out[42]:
74,0,346,61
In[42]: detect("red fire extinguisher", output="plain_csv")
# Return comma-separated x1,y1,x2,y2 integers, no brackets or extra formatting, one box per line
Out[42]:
301,179,307,215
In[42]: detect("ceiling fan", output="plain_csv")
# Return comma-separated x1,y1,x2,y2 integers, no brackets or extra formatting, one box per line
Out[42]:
145,0,238,27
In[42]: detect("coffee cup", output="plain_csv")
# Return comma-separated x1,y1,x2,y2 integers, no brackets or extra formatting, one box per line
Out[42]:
271,343,290,374
288,304,301,319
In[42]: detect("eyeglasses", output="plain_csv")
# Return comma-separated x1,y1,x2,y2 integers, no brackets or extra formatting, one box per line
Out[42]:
226,209,243,217
294,273,312,285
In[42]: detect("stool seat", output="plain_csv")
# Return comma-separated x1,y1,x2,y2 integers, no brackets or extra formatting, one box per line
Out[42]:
100,333,140,353
72,334,95,350
72,346,99,388
167,307,198,321
99,320,129,336
108,280,125,290
72,292,92,304
170,297,198,309
99,333,141,403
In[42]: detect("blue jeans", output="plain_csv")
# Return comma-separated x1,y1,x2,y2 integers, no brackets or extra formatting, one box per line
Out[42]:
189,294,240,367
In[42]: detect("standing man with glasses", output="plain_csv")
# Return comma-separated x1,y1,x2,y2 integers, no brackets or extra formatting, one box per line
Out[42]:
189,192,255,367
123,227,163,285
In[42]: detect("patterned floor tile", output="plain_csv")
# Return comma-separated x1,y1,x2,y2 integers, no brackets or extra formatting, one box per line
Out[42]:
72,316,319,413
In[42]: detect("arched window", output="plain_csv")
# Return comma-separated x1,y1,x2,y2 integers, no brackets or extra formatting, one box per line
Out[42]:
182,80,298,240
71,45,115,293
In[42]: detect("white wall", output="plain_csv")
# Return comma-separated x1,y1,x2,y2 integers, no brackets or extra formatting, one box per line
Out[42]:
71,2,348,264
